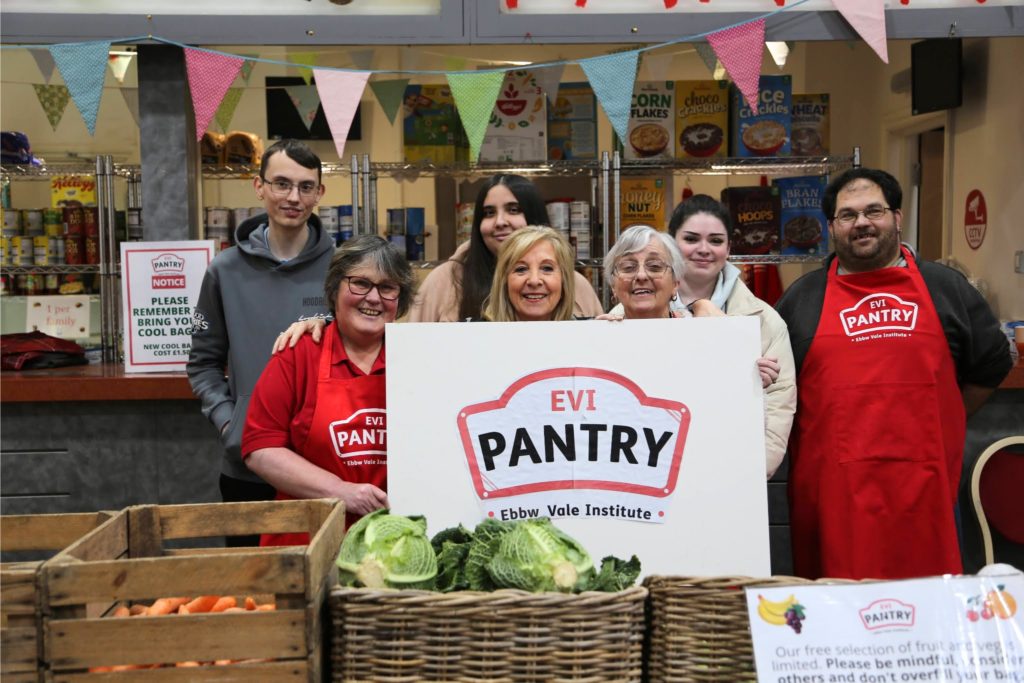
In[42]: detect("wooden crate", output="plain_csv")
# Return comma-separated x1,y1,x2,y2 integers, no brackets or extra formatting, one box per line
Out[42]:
39,499,346,681
1,512,115,683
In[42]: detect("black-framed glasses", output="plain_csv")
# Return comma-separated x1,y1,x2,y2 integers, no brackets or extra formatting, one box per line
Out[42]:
343,276,400,300
833,206,893,228
613,259,671,278
260,178,320,198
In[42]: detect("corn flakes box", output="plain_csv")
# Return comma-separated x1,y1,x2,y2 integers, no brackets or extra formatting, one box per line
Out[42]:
622,81,675,161
480,71,546,162
547,82,597,161
620,177,670,234
403,84,468,164
675,80,729,159
50,176,96,208
730,75,792,157
790,93,830,156
774,175,829,256
720,185,781,254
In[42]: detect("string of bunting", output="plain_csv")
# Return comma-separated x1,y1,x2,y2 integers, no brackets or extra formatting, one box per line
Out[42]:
1,0,887,161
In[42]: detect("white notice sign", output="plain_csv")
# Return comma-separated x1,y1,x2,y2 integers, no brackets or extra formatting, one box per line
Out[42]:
386,317,770,578
120,240,215,373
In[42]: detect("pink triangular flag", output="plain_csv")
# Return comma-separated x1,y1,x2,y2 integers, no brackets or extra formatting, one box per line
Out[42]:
831,0,889,63
312,69,370,160
184,48,244,140
707,18,765,114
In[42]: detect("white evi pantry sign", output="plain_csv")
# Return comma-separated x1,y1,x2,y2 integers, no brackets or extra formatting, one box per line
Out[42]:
120,241,215,372
387,317,770,577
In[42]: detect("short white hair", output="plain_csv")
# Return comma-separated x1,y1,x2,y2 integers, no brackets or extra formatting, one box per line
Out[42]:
604,224,685,283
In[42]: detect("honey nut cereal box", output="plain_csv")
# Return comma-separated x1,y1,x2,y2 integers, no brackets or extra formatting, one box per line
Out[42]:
675,80,729,159
730,75,792,158
790,93,830,156
622,81,675,162
480,70,547,162
619,177,670,234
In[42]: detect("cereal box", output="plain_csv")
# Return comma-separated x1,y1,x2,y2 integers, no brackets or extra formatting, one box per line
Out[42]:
50,176,96,208
730,75,792,157
623,81,675,161
547,82,597,161
790,93,830,156
675,80,729,159
403,84,468,164
774,175,829,256
480,70,546,162
620,177,670,233
720,185,782,254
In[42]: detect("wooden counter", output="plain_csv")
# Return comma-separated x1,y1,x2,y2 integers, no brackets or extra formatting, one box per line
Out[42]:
0,363,196,403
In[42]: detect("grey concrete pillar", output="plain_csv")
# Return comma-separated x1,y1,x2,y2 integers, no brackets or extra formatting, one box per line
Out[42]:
137,45,200,241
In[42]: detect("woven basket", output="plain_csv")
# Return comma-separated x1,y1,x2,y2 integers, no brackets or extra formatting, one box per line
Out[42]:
644,575,818,682
331,585,648,682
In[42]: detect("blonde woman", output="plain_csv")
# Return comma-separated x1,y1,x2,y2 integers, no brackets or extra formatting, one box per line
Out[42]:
482,226,577,322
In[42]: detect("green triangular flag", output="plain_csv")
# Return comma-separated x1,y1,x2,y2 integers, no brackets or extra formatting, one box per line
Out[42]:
33,84,71,131
238,54,259,83
446,70,505,163
291,52,317,85
369,78,410,125
284,85,321,131
215,87,244,132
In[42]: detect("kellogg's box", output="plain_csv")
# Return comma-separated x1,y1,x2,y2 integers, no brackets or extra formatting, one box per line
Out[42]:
480,70,547,162
621,81,675,161
790,93,830,156
620,177,670,234
403,84,468,164
547,82,597,161
730,75,792,157
675,80,729,159
50,175,96,208
774,175,828,256
720,185,781,255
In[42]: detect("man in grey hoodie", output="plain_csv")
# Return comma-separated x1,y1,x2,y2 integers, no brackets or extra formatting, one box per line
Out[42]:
188,139,335,544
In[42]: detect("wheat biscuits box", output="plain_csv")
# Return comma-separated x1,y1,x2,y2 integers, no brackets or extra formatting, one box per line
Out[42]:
730,75,792,157
720,185,782,254
774,175,828,255
791,93,830,156
547,82,597,160
403,84,468,164
620,176,670,234
622,81,675,161
675,80,729,159
480,70,547,162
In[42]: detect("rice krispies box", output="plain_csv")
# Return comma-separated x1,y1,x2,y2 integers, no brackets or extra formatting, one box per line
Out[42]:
547,82,597,161
774,175,829,256
403,84,468,164
622,81,675,161
720,185,782,255
791,93,830,156
730,75,792,157
480,70,547,162
675,80,729,159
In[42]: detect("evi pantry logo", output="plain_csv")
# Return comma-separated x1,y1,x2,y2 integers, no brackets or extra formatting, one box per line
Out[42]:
840,293,918,338
858,598,917,632
457,368,690,523
150,253,187,289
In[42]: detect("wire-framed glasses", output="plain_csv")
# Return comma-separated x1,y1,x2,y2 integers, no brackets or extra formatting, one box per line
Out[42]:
833,206,893,228
613,259,671,279
261,178,320,198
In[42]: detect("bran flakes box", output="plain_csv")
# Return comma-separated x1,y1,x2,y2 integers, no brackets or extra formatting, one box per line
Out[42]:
547,82,597,161
774,175,829,256
675,80,729,159
790,93,830,156
730,75,792,157
619,177,670,234
720,185,782,255
403,84,468,164
480,70,546,162
623,81,675,161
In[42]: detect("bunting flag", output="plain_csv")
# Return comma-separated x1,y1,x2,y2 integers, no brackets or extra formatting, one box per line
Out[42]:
312,68,370,160
184,48,244,140
33,84,71,131
643,52,675,82
284,84,322,131
49,40,111,135
107,52,133,84
120,87,140,128
238,54,259,84
214,87,243,132
349,48,375,70
831,0,889,63
291,52,317,84
530,64,566,107
369,78,410,125
695,42,719,76
579,50,639,144
707,18,765,113
446,70,505,163
30,49,57,83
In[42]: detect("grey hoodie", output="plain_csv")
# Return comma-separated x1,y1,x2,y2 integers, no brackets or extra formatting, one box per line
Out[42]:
187,213,335,481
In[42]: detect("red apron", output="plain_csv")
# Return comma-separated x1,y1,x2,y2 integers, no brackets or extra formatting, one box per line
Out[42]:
789,247,964,579
262,324,387,546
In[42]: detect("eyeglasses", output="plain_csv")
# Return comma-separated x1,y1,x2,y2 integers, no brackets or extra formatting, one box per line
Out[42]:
613,259,671,278
833,206,893,228
343,276,401,301
261,178,320,198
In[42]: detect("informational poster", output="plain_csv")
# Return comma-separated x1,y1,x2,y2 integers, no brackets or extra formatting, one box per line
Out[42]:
746,573,1024,682
120,240,215,373
25,295,91,338
387,317,771,578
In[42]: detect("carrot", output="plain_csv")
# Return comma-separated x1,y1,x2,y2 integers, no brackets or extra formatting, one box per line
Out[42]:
214,659,236,666
224,607,247,613
256,603,276,611
88,666,113,673
129,604,148,616
244,596,258,611
112,606,131,618
210,596,237,612
183,595,220,613
178,605,190,615
176,661,201,667
148,597,190,616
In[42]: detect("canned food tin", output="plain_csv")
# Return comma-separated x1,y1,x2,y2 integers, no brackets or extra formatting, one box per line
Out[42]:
44,221,63,237
63,206,84,235
0,273,9,296
11,235,33,265
64,234,84,265
22,209,44,235
338,228,353,245
0,236,8,266
231,207,250,229
388,234,407,254
127,208,143,241
318,205,338,227
21,272,43,295
2,207,21,235
44,273,59,293
84,236,100,264
386,208,406,235
82,206,99,236
545,200,571,231
33,235,52,265
44,208,62,225
205,206,230,229
575,235,591,260
53,235,66,264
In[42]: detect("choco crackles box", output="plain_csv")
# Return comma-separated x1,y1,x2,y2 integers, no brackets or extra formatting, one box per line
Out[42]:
774,175,829,256
675,80,730,159
730,75,792,157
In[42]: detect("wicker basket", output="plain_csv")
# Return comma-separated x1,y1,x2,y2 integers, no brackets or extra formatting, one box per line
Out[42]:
331,586,648,682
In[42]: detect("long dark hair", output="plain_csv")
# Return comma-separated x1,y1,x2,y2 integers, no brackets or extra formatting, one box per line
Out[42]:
457,174,549,321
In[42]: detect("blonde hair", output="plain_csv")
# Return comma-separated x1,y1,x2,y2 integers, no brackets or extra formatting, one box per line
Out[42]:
483,226,577,322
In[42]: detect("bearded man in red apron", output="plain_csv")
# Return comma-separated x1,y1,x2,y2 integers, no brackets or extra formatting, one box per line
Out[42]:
776,168,1011,580
242,235,417,545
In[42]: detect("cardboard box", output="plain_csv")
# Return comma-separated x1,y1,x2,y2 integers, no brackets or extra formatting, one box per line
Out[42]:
403,84,468,165
623,81,675,161
731,75,792,157
675,80,730,159
620,177,670,233
50,176,96,208
480,70,546,162
547,82,598,161
720,185,782,254
790,93,830,156
775,175,829,256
